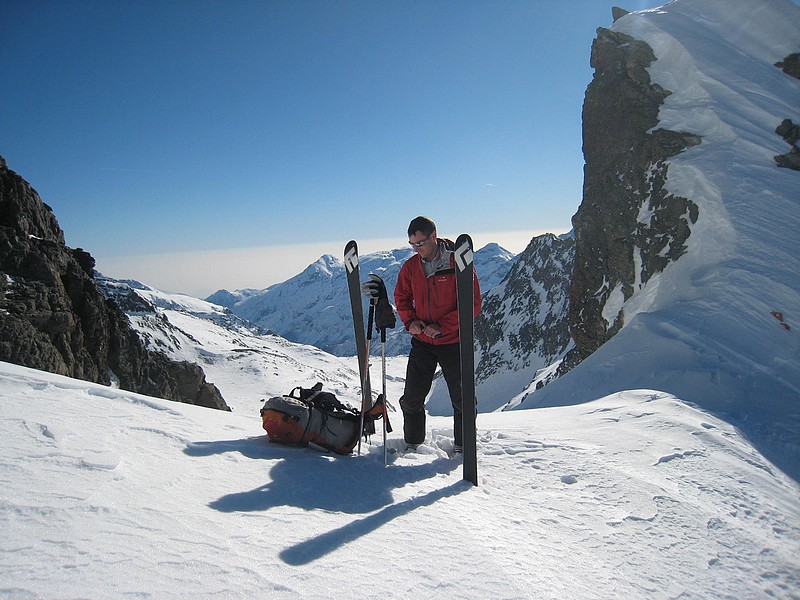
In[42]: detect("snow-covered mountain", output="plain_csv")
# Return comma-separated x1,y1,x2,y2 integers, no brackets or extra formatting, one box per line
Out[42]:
96,276,382,415
519,0,800,483
471,232,575,413
208,243,518,356
3,0,800,596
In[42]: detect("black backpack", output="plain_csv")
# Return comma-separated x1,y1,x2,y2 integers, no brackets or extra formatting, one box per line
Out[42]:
260,383,389,454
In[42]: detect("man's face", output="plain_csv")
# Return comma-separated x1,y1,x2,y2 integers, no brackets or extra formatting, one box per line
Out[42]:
408,230,438,261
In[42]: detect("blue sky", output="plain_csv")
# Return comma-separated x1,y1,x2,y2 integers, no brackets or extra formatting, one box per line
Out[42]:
2,0,669,296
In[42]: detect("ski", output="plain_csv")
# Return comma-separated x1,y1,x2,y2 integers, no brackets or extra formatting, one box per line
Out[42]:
344,240,372,455
455,233,478,486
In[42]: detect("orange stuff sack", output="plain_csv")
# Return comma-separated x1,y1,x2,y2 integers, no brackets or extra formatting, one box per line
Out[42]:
260,399,308,445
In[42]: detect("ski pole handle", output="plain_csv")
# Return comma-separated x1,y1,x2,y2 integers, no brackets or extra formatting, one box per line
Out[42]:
367,304,375,341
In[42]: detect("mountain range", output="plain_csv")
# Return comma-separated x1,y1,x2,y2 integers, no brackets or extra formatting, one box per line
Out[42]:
206,242,518,356
94,228,577,417
2,0,797,483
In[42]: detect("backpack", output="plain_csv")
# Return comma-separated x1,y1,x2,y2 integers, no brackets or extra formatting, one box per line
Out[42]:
260,383,389,455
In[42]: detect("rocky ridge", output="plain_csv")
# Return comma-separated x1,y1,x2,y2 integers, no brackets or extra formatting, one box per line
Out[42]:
564,24,701,372
0,157,229,410
475,234,575,384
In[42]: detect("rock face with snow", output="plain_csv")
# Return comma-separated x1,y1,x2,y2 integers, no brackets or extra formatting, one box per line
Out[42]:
0,157,230,411
471,233,574,411
526,0,800,481
773,47,800,171
566,24,701,370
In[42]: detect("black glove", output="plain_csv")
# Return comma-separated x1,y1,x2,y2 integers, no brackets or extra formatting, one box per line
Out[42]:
362,273,396,330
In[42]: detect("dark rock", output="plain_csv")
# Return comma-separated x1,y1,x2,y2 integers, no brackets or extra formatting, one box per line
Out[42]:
611,7,630,22
776,118,800,145
774,118,800,171
774,148,800,170
0,157,230,410
565,27,702,370
775,52,800,80
772,51,800,171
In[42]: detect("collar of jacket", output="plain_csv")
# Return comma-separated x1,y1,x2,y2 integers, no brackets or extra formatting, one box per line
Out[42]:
421,238,455,277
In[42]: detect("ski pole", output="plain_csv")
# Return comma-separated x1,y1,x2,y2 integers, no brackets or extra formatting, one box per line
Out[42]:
380,327,393,464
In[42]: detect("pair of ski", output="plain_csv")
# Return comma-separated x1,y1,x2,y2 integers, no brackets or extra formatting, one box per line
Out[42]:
344,236,478,485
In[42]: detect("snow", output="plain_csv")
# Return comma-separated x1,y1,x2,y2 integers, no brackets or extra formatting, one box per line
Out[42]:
3,0,800,597
126,306,370,414
216,243,515,357
602,283,625,327
2,361,798,599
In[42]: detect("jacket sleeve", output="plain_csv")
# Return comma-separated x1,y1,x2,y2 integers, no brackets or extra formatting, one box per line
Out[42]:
394,262,418,329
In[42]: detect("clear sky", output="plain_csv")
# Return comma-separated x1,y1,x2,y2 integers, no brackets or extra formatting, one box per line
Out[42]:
2,0,669,297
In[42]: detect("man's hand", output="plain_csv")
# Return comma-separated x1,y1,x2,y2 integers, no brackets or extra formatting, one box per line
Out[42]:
408,320,441,338
408,320,425,335
422,323,442,338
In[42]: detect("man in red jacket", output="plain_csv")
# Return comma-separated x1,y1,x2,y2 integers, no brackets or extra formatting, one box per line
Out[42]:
394,216,481,452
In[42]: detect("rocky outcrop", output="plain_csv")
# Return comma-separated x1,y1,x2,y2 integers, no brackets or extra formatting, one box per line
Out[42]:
775,52,800,79
564,27,701,370
773,54,800,170
0,156,229,410
475,233,574,386
775,118,800,170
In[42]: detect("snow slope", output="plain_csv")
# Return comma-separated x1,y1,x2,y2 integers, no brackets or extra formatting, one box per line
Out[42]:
124,300,369,415
100,274,410,416
524,0,800,481
2,361,798,599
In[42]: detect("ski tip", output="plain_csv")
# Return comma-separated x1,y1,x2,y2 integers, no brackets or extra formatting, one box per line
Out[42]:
344,240,360,272
454,234,475,273
455,233,473,246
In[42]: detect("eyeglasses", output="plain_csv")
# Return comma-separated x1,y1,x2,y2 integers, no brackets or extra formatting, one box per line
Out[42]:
408,233,432,248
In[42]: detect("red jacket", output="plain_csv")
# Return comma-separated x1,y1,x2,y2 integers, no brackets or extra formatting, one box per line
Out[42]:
394,239,481,345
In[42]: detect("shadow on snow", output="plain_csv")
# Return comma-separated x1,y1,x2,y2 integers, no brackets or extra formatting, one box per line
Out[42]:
280,480,469,565
184,435,467,564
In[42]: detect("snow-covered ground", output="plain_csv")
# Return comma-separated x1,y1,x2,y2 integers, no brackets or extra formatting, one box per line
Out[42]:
2,360,798,599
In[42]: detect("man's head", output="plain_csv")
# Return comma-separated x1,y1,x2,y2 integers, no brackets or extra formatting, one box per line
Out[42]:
407,216,438,261
407,216,436,238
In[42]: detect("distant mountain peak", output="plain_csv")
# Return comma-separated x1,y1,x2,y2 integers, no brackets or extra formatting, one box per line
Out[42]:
216,243,520,356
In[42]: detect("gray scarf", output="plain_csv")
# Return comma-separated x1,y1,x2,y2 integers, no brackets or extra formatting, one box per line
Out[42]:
422,240,453,277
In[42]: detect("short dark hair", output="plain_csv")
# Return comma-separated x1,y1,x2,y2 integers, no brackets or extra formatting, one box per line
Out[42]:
407,216,436,237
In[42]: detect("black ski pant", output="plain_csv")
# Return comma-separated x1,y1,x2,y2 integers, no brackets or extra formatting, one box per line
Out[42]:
399,338,464,446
